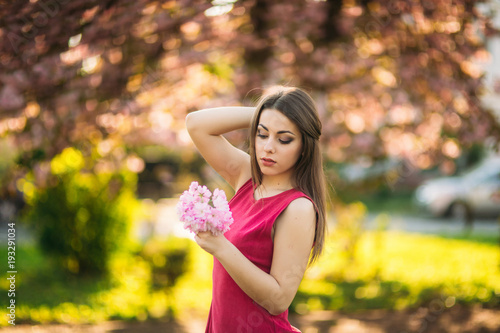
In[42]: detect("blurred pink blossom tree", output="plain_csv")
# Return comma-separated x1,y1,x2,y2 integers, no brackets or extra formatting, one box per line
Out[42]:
1,0,499,193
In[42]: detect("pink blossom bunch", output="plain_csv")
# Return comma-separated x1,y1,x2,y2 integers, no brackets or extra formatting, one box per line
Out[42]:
176,181,233,235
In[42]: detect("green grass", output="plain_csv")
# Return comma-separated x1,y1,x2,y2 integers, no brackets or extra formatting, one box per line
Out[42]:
335,189,419,214
293,231,500,313
1,245,153,324
436,232,500,246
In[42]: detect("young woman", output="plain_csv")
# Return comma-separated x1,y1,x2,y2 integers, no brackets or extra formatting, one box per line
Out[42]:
185,86,327,332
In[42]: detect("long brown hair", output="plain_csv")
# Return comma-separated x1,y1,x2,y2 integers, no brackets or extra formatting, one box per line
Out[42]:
249,86,327,264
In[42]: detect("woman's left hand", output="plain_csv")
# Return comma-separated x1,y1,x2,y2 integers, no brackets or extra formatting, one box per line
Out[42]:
194,231,228,256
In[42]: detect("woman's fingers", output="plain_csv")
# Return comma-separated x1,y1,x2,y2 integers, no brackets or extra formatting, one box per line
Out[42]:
194,231,210,246
196,231,211,238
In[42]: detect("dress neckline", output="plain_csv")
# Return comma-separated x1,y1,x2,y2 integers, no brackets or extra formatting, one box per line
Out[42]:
252,184,296,202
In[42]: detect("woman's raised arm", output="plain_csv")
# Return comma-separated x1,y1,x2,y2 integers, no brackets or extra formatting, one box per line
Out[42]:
185,107,255,190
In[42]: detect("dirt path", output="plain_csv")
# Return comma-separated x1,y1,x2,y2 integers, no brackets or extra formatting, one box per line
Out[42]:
2,305,499,333
289,304,500,333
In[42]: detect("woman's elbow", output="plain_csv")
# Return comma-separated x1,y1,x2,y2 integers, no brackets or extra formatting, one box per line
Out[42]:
185,113,196,133
263,298,293,316
267,304,290,316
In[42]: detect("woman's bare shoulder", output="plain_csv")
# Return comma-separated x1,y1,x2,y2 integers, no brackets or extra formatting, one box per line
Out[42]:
285,197,315,218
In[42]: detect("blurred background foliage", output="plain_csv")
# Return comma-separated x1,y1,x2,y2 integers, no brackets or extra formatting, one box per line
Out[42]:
0,0,500,328
21,147,139,277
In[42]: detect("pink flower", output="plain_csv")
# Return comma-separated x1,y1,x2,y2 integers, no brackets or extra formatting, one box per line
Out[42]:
176,182,234,235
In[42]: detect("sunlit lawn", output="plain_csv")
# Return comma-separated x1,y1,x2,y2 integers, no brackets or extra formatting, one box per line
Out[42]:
1,228,499,326
295,230,500,313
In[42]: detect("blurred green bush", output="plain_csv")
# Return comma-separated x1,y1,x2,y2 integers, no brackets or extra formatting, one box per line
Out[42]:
21,147,139,277
140,236,192,290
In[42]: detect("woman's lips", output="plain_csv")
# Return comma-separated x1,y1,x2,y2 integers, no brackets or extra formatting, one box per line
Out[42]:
261,157,276,166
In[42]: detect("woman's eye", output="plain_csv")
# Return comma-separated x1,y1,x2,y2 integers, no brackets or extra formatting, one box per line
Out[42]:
279,139,292,144
257,134,268,139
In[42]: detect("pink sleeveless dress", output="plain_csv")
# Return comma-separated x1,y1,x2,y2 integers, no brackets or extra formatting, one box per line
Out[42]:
205,178,313,333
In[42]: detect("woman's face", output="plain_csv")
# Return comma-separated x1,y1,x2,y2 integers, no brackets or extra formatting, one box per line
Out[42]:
255,109,303,180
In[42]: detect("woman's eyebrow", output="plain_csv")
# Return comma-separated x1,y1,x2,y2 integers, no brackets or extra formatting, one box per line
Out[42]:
258,124,296,136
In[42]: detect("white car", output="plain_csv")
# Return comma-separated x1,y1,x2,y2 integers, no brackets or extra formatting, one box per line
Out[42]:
414,156,500,221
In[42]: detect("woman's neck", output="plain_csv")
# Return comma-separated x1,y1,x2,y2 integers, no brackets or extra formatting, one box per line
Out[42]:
260,174,294,191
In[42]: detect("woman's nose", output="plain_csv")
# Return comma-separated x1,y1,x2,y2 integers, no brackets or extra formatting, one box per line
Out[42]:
264,139,275,153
